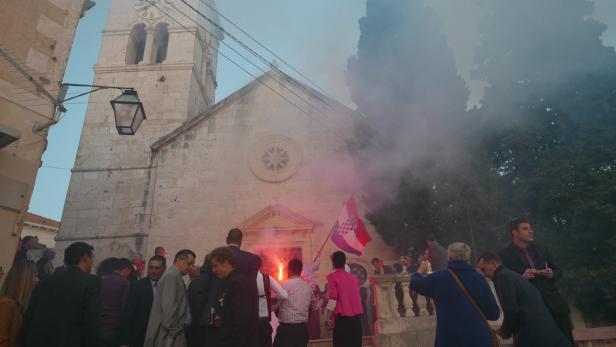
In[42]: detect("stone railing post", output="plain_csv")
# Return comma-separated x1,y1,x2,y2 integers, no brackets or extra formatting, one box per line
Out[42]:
401,282,413,315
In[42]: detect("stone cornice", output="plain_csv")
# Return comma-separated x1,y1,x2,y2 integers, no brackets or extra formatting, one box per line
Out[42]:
93,62,194,74
55,232,146,242
71,165,156,173
103,26,199,36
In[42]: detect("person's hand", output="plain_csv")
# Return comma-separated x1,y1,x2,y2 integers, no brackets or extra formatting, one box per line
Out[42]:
417,261,430,275
538,267,554,279
325,319,334,330
522,268,535,279
496,327,510,339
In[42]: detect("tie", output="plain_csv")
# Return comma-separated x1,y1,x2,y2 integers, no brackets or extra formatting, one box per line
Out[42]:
522,248,536,269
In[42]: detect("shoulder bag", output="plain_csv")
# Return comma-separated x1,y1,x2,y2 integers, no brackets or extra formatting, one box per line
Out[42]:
448,269,500,347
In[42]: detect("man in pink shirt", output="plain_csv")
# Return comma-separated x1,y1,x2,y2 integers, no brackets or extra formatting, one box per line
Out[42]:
325,251,363,347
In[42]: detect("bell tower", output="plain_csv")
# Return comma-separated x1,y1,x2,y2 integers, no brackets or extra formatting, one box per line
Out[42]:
55,0,221,259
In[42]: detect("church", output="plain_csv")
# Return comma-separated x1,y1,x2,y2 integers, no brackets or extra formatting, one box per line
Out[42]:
55,0,396,285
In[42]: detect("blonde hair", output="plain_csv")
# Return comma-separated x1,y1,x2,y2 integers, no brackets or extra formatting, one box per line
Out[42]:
0,260,38,311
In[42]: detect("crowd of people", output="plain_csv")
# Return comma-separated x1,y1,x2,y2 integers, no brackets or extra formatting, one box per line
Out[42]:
0,218,575,347
408,218,575,347
0,228,364,347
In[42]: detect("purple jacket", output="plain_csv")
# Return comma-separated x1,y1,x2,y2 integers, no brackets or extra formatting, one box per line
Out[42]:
100,272,130,329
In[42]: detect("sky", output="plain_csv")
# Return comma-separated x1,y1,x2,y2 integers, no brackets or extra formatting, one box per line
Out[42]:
28,0,616,221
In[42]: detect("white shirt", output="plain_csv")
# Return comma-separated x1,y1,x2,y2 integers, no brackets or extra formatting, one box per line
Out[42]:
151,280,158,297
257,271,288,318
278,277,315,323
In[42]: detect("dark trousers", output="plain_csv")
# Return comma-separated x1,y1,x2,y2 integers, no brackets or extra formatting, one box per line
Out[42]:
333,315,362,347
99,327,118,347
258,318,273,347
273,322,309,347
553,313,574,343
204,326,222,347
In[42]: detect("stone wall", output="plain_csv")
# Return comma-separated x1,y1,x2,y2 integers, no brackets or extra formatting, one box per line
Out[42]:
0,0,89,272
147,72,397,284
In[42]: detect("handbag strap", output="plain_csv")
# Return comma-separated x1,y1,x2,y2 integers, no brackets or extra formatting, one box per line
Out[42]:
448,269,492,330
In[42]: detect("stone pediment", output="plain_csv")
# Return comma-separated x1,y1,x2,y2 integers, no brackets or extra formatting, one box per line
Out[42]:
238,204,315,233
150,70,354,153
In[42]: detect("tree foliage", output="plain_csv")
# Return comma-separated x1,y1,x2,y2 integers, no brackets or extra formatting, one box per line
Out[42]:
474,0,616,323
346,0,508,260
348,0,616,322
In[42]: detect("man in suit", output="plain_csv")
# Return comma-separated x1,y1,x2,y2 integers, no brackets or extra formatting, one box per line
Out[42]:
23,242,101,347
144,249,195,347
478,252,572,346
225,228,259,345
120,255,166,347
498,218,574,343
226,228,259,284
99,258,132,347
210,246,253,347
198,251,224,346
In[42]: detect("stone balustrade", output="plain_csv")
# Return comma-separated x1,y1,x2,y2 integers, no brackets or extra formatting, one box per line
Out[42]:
371,273,513,347
360,273,616,347
372,273,437,347
574,326,616,346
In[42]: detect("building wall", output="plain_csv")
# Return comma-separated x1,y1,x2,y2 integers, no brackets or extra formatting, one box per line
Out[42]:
0,0,89,273
54,1,397,282
55,0,219,262
147,74,396,284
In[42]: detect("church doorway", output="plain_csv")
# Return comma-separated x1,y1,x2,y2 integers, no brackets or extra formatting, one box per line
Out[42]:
237,204,316,279
252,246,302,282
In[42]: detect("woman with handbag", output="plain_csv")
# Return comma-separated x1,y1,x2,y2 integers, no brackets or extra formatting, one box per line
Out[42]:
410,242,501,347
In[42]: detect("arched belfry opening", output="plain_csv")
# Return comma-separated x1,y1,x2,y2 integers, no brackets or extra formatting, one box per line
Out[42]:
152,22,169,64
126,23,146,64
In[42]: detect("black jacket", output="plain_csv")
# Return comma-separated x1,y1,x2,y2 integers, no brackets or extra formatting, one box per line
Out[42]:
198,252,224,347
186,275,208,347
23,266,101,347
499,242,570,315
228,245,259,283
220,270,253,347
493,266,571,347
119,277,154,347
228,246,259,347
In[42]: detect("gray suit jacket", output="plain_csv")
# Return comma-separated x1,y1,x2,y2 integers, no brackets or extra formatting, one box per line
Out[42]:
144,265,190,347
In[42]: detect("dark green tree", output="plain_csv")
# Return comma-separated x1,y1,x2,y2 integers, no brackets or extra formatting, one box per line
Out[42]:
474,0,616,322
346,0,508,258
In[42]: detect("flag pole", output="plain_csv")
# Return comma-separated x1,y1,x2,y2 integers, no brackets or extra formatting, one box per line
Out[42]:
313,226,335,263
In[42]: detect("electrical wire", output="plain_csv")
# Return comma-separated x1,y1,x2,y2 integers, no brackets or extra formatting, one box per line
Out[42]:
148,1,346,138
179,0,331,108
41,165,72,171
168,1,327,116
197,0,331,97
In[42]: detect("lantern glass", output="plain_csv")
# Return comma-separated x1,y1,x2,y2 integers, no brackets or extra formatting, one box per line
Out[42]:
110,90,145,135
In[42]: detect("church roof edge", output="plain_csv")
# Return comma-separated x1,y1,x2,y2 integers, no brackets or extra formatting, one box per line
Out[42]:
150,70,355,153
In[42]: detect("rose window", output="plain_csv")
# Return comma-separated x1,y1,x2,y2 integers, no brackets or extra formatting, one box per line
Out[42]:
262,146,290,171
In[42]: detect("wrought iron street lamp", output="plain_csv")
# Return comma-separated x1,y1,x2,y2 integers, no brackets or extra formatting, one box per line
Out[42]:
59,83,146,135
110,90,146,135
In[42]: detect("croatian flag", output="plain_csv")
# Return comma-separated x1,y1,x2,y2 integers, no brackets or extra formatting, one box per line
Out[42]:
330,194,372,256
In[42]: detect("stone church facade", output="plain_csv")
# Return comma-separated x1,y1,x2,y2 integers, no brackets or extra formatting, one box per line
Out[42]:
56,0,395,284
